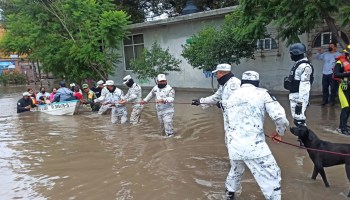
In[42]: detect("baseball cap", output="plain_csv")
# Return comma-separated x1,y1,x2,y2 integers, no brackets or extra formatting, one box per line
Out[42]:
23,92,31,96
123,75,132,84
105,80,114,86
82,84,89,89
212,63,231,73
157,74,167,81
96,80,104,85
242,71,259,81
70,83,75,87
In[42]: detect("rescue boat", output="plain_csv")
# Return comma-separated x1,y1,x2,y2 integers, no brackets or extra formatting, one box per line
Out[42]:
37,100,79,115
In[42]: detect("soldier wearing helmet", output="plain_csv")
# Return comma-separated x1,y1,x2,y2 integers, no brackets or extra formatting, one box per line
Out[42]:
284,43,314,127
224,71,289,200
94,80,127,124
190,63,241,143
333,44,350,135
119,75,143,125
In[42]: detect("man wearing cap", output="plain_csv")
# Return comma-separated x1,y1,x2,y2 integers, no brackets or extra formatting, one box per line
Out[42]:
94,80,127,124
141,74,175,137
91,80,104,98
224,71,289,200
191,63,241,141
81,84,100,111
54,81,75,102
17,92,37,113
119,75,143,125
284,43,314,127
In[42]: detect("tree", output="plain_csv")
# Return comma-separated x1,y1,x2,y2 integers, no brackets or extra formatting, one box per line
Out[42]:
0,0,129,83
181,24,255,71
230,0,350,48
130,41,181,82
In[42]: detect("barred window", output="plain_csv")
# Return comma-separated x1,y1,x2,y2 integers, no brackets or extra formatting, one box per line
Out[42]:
256,38,277,50
123,34,144,70
312,31,349,47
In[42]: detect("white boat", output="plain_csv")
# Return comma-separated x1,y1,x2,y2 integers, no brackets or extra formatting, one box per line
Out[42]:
37,100,79,116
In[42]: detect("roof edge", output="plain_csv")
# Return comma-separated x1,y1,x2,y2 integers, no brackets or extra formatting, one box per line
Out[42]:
128,6,238,31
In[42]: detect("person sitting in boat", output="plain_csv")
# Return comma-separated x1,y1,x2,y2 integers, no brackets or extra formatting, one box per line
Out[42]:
70,83,82,95
73,86,83,100
49,87,57,102
27,88,37,105
17,92,37,113
36,86,50,102
54,81,77,102
38,96,51,105
82,83,100,111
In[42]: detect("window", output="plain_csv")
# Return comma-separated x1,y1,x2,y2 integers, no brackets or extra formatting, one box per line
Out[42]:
123,34,144,70
256,38,277,50
312,31,349,47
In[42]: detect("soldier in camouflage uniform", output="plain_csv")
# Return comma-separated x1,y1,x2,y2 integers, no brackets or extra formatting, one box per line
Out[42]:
191,63,241,143
141,74,175,137
119,75,143,125
224,71,289,200
94,80,127,124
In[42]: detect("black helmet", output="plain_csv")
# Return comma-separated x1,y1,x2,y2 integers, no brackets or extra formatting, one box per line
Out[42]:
289,43,306,55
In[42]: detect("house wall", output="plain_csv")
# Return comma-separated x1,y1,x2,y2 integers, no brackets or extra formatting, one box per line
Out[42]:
112,8,350,92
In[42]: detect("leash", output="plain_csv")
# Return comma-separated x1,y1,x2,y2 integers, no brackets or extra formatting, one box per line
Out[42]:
265,134,350,157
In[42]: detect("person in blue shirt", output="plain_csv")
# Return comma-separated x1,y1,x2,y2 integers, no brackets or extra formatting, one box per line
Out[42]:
315,42,342,106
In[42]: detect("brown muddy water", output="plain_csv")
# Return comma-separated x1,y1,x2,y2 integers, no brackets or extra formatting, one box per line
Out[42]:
1,86,350,200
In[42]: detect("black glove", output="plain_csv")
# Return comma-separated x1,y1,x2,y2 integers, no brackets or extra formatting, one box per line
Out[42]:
216,101,222,108
191,99,200,106
295,103,302,115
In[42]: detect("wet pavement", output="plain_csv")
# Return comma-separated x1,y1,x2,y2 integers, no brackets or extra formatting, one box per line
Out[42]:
0,86,350,200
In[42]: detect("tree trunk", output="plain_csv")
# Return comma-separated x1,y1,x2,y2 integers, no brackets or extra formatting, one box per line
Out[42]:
324,15,346,48
31,61,37,85
36,61,42,87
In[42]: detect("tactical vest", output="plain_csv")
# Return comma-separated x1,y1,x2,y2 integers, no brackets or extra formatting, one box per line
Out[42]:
332,56,350,82
284,60,314,93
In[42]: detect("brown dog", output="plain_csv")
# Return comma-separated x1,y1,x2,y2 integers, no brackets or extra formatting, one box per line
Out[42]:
290,126,350,197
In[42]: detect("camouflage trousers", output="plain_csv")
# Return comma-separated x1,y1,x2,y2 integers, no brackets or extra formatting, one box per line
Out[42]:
111,106,127,124
226,154,281,200
129,105,143,125
157,111,174,136
98,104,112,115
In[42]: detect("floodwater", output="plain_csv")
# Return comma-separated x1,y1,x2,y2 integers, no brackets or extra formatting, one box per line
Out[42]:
0,86,350,200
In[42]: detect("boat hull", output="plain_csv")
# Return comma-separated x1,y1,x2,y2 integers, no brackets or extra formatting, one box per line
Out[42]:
37,100,79,116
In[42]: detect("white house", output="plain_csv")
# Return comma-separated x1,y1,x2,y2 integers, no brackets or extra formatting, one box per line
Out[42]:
112,6,350,92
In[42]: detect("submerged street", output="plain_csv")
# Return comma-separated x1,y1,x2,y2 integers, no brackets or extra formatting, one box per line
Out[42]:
0,86,349,200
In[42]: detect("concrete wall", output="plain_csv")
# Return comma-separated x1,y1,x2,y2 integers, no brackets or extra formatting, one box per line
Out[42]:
111,7,349,92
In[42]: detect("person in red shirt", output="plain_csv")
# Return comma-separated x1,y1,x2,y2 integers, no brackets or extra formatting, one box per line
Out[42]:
73,86,83,100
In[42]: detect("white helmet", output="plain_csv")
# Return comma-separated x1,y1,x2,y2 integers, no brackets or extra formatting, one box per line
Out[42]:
123,75,132,84
105,80,114,86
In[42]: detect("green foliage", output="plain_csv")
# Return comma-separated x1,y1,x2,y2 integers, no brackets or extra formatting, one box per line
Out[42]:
0,71,26,85
182,23,256,71
230,0,350,47
0,0,130,83
130,41,181,82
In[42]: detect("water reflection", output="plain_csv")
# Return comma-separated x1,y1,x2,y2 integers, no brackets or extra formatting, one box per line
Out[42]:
0,86,349,200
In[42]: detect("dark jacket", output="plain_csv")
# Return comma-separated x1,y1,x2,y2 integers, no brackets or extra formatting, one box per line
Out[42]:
91,87,103,98
17,97,36,113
